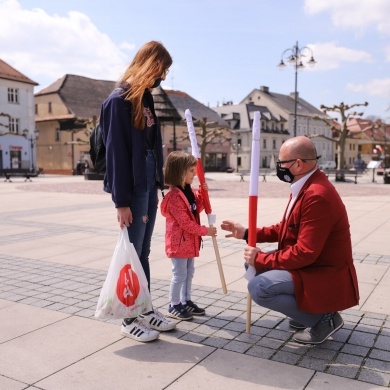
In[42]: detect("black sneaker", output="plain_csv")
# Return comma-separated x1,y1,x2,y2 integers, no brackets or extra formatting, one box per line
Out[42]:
167,303,193,320
184,300,205,316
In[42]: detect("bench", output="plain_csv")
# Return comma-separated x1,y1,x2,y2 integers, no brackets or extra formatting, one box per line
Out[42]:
237,169,271,182
1,169,39,182
323,169,363,184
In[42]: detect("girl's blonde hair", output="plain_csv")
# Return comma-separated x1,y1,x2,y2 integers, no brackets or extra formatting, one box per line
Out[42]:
119,41,172,130
164,151,197,187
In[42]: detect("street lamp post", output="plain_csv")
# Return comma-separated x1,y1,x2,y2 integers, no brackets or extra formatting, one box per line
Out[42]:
278,41,317,137
23,128,40,172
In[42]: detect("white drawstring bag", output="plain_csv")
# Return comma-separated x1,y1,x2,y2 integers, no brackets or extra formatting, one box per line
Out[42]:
95,229,153,319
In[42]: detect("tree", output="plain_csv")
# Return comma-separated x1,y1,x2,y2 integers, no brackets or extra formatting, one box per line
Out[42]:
308,102,369,170
182,117,231,167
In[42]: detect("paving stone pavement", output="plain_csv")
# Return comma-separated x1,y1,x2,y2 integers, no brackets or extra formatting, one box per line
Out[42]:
1,171,390,389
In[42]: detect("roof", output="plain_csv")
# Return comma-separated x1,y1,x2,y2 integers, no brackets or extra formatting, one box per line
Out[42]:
151,86,181,122
35,74,116,120
162,89,229,127
0,59,38,85
213,102,288,134
242,87,329,119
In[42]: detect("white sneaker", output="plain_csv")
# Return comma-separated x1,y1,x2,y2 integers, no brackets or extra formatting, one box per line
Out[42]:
121,318,159,342
139,309,176,331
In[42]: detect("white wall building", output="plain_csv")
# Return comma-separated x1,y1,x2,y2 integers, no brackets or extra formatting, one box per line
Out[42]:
0,59,38,171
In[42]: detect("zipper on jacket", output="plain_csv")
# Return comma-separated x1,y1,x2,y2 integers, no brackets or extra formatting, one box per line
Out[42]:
179,233,185,246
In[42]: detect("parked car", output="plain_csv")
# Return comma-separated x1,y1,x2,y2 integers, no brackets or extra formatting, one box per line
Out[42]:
319,161,336,170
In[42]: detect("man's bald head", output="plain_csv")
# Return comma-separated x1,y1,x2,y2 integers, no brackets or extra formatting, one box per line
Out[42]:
280,136,317,160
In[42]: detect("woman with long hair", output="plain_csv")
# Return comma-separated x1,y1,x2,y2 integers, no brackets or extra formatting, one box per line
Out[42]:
100,41,176,342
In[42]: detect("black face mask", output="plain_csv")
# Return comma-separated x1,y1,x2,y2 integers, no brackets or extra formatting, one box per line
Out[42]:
151,78,162,88
276,160,296,183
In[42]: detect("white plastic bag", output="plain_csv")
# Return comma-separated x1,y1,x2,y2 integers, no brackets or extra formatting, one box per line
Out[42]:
95,229,153,319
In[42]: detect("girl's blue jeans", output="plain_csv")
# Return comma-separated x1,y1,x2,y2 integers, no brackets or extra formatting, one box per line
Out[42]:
169,257,195,306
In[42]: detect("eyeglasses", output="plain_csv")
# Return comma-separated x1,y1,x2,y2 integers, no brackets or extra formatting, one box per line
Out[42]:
276,159,297,168
163,68,170,76
276,156,321,167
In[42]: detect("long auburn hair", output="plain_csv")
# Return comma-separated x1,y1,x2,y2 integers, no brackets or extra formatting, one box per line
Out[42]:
119,41,172,130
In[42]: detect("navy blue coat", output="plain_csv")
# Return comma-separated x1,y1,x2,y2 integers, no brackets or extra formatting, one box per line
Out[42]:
100,87,164,208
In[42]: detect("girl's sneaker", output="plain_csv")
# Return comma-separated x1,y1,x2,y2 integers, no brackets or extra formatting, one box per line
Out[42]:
167,303,193,320
184,300,206,316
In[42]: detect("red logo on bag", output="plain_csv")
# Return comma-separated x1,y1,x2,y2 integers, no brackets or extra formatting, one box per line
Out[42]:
117,264,140,307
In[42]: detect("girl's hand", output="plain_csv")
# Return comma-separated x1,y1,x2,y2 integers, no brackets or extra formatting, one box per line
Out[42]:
117,207,133,229
201,183,209,191
206,226,217,236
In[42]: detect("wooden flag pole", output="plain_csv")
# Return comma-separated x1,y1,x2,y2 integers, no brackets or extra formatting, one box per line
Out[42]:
185,109,227,294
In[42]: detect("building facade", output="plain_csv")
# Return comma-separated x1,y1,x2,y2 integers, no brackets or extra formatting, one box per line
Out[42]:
212,101,289,171
240,86,334,165
34,74,115,174
0,59,38,171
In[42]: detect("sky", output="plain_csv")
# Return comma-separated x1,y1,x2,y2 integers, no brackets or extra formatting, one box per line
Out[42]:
1,0,390,121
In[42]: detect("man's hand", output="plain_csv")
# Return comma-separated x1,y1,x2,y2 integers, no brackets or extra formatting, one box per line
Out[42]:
221,220,246,239
117,207,133,229
244,245,261,267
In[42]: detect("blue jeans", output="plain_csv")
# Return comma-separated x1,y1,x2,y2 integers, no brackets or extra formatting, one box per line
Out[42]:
169,258,195,306
248,269,322,327
127,150,158,292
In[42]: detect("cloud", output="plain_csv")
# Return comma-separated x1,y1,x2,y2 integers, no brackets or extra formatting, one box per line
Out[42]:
0,0,134,87
307,42,373,71
347,78,390,98
304,0,390,35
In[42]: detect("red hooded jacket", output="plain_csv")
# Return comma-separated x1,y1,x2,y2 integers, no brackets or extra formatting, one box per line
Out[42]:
161,186,207,258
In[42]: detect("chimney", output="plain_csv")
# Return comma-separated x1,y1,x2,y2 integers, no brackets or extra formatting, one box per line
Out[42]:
290,92,298,99
260,86,269,93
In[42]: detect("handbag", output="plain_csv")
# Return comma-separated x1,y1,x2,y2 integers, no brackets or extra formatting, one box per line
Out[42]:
95,229,153,319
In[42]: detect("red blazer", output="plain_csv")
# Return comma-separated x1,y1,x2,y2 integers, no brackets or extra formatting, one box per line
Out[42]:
254,169,359,313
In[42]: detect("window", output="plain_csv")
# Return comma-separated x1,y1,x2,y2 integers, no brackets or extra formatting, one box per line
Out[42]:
272,139,276,149
8,88,19,104
35,104,38,114
48,102,52,113
263,139,267,149
9,118,20,133
281,123,284,131
55,128,61,142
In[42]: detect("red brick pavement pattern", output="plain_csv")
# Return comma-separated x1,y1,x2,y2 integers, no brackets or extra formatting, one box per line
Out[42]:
16,180,390,198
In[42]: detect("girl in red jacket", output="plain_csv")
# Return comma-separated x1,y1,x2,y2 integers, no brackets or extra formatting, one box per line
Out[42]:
161,151,217,320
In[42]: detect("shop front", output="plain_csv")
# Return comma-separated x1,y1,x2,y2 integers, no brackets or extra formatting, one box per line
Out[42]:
0,133,31,172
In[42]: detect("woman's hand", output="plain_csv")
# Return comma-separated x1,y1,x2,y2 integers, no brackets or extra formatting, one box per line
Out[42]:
220,220,246,239
117,207,133,229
